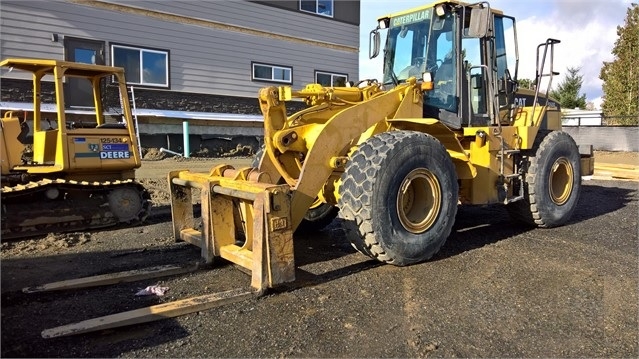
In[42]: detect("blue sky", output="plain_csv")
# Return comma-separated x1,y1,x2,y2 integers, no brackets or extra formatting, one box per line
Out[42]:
359,0,632,107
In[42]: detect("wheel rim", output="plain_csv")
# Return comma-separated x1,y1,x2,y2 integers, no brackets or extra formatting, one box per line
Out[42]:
396,168,441,234
549,157,574,205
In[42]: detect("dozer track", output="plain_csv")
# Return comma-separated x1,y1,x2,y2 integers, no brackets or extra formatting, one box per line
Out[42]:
1,179,151,240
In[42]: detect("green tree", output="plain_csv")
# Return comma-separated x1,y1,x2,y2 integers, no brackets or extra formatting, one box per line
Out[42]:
517,78,534,90
550,67,587,109
600,3,639,125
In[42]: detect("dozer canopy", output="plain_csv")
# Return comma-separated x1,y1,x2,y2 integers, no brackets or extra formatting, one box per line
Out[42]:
1,58,126,78
1,57,141,175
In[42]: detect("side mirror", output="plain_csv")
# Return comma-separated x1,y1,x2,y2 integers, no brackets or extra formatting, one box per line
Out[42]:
369,29,380,59
467,7,489,38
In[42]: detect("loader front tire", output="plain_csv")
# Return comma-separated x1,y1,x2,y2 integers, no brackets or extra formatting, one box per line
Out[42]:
252,145,338,233
338,131,458,266
507,130,581,228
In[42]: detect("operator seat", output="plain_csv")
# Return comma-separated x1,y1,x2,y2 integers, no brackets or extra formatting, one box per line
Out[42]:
436,60,454,81
398,58,425,80
17,118,29,144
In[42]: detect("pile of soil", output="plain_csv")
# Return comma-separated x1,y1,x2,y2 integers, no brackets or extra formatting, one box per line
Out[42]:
594,150,639,165
142,148,168,161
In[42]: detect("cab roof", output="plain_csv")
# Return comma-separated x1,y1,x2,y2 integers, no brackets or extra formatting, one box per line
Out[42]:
377,0,504,21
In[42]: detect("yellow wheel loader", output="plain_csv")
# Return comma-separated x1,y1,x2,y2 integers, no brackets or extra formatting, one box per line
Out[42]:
1,59,150,239
169,1,594,292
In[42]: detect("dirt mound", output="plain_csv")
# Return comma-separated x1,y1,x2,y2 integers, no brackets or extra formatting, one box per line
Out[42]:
142,148,168,161
594,150,639,165
223,144,253,157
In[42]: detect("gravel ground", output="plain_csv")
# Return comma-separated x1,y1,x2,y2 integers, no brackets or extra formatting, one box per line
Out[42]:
1,152,637,358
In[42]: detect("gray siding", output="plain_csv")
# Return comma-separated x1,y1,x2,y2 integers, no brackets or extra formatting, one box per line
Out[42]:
103,0,359,48
0,0,359,98
251,1,360,26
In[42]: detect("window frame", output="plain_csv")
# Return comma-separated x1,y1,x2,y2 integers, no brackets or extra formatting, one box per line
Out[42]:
110,43,170,89
314,70,348,87
299,0,334,18
251,62,293,84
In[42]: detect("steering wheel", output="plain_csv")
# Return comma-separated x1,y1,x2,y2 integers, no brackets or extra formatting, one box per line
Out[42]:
425,59,444,73
411,57,425,66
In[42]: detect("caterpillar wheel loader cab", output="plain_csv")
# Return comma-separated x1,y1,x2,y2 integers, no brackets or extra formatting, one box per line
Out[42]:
1,58,150,239
169,1,594,292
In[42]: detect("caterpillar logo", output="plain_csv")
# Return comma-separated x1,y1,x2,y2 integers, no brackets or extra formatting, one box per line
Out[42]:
515,98,527,107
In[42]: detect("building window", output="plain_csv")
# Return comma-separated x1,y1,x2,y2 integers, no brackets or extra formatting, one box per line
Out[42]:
252,62,292,84
315,71,347,87
300,0,333,17
111,44,169,88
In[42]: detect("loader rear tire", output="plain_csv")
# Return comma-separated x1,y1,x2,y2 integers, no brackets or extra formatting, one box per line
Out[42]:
338,131,458,266
507,130,581,228
252,145,338,233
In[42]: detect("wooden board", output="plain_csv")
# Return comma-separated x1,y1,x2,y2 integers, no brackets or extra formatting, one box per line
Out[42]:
42,288,254,338
23,264,199,293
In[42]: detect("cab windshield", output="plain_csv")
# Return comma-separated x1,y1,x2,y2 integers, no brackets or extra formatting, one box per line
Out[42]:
383,9,457,112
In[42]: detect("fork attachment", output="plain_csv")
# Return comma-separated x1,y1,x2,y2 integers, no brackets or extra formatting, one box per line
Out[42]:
168,164,294,293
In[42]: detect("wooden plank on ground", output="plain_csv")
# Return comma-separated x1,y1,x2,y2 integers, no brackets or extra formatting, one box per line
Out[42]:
595,171,639,180
595,162,639,170
594,168,639,180
23,264,199,293
593,162,639,180
41,288,254,338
